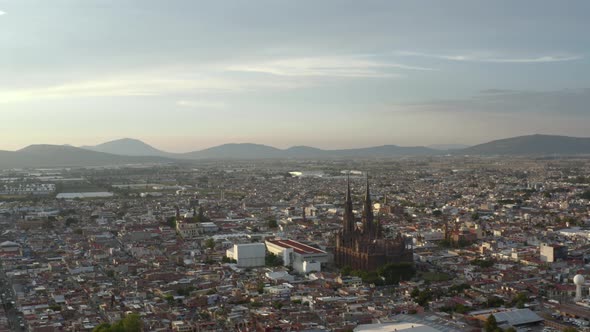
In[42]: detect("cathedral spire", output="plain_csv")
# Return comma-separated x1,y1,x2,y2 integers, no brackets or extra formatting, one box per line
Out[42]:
346,173,351,203
362,172,375,238
343,173,355,234
365,172,371,205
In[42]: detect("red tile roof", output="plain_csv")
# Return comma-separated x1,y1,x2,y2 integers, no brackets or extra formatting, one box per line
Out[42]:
267,239,326,255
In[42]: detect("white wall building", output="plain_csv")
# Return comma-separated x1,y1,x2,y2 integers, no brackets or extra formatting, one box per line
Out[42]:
265,239,328,274
226,243,266,267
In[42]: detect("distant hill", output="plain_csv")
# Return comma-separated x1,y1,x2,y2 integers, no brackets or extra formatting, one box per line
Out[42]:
428,144,470,151
460,134,590,155
0,145,174,169
5,134,588,168
181,143,283,159
181,143,439,159
81,138,171,157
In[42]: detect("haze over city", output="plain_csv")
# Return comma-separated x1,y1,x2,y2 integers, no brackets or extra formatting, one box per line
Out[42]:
1,0,589,152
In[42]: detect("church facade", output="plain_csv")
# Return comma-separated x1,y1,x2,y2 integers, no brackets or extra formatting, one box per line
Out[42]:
334,177,413,271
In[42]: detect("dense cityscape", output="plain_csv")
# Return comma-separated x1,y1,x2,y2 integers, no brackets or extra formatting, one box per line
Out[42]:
1,156,590,331
2,1,589,331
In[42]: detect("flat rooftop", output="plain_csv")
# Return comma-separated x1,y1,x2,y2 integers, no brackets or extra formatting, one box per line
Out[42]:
267,239,326,255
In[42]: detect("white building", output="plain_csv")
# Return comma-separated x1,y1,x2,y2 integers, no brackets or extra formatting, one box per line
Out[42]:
226,243,266,267
265,239,328,274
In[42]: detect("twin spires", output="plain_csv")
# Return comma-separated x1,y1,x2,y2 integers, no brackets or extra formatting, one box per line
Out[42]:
343,173,355,233
343,172,376,238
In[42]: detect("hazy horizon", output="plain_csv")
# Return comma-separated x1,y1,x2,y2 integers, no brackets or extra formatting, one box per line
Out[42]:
1,0,589,151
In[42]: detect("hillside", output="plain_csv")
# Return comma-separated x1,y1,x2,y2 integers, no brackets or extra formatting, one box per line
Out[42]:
81,138,172,157
0,145,174,169
460,134,590,155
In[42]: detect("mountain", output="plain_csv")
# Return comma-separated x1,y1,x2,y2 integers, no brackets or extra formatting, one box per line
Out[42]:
182,143,283,159
183,144,439,159
460,134,590,155
284,146,327,158
81,138,171,157
428,144,470,151
327,145,438,158
0,145,174,169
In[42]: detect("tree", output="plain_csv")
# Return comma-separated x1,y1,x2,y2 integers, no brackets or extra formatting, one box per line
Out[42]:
340,265,352,276
205,238,215,249
196,205,210,223
378,262,416,284
265,253,283,267
167,216,177,229
484,314,499,332
221,256,236,264
92,313,142,332
65,217,79,227
486,296,505,308
267,218,278,228
257,281,265,294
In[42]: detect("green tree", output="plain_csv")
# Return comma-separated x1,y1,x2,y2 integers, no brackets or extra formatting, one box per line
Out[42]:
205,238,215,249
167,216,177,229
265,253,283,267
267,218,278,228
257,281,265,294
92,313,142,332
484,314,499,332
340,265,352,276
65,217,79,227
378,262,416,284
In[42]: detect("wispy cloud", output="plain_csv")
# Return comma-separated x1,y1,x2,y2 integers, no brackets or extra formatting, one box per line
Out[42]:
398,51,582,63
0,72,306,104
0,10,5,16
391,88,590,116
0,78,238,103
226,55,434,78
176,100,227,109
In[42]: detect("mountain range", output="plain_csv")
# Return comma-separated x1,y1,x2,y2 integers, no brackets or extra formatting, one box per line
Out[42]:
1,134,590,169
0,145,174,169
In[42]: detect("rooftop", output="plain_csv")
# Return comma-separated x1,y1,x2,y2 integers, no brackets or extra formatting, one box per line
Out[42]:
267,239,326,255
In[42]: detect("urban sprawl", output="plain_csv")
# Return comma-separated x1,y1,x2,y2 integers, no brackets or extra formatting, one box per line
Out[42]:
1,157,590,332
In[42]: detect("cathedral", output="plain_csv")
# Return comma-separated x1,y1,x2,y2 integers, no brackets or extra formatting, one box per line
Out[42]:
334,176,413,271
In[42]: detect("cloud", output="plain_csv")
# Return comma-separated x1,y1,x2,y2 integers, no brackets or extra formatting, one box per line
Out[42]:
0,72,306,104
0,78,236,103
0,10,5,16
397,51,582,63
393,88,590,116
226,55,434,78
176,100,227,109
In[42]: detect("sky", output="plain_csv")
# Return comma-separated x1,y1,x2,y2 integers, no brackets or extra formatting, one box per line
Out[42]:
1,0,589,152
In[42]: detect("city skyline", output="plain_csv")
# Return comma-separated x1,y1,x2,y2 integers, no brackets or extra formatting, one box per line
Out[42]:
1,0,589,152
